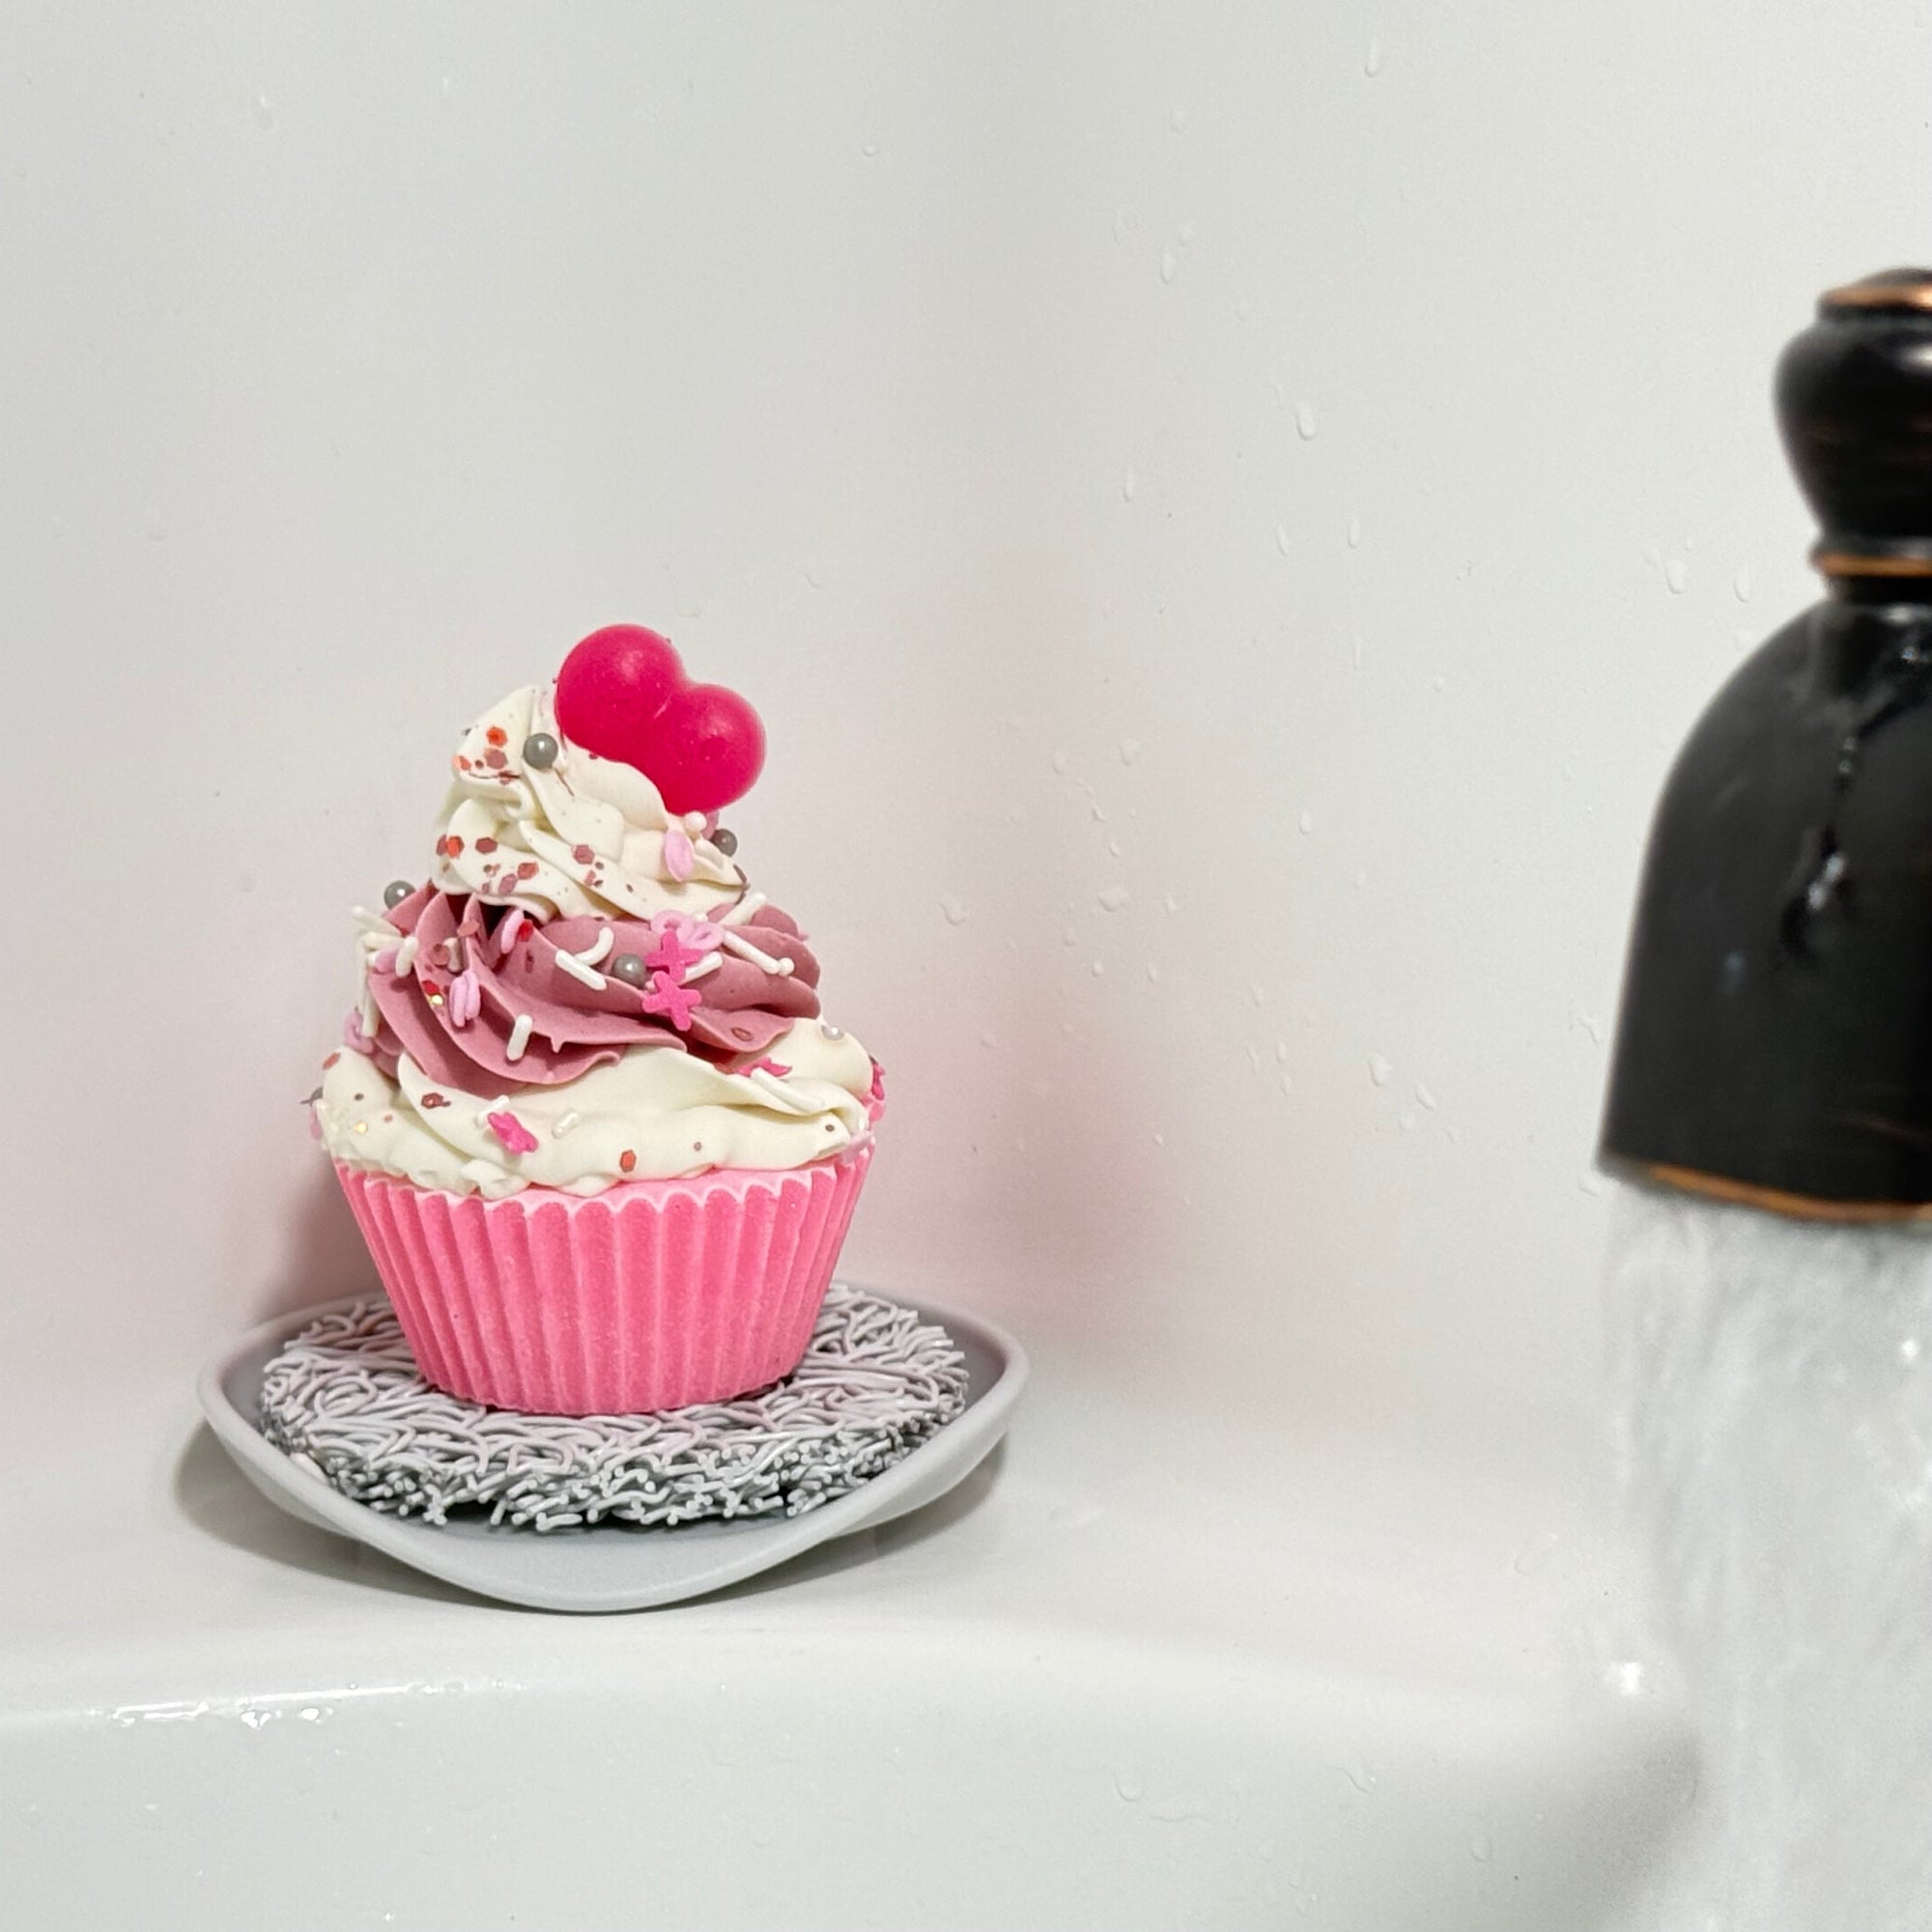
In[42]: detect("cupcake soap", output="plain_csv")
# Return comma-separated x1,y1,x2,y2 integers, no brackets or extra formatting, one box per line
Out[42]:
311,625,883,1414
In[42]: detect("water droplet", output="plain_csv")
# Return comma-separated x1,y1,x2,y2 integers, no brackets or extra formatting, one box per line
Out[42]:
1605,1659,1647,1696
1177,220,1195,247
862,139,879,157
1279,1068,1293,1094
1169,105,1187,131
1251,983,1266,1006
1119,737,1141,766
1275,1040,1290,1063
1400,1107,1419,1131
1062,926,1079,948
1342,1761,1380,1796
1091,801,1107,823
1091,958,1105,977
1414,1081,1437,1110
1107,836,1122,857
1368,1053,1393,1087
1152,1130,1166,1148
939,895,968,926
1641,541,1662,568
1350,635,1365,668
1052,749,1069,775
980,1029,997,1049
1097,885,1129,912
803,559,825,588
1294,402,1318,440
1364,38,1383,75
1114,1765,1147,1801
1162,893,1178,914
1160,248,1178,285
1235,298,1252,321
1734,564,1753,603
1469,1834,1493,1863
1276,523,1293,555
1664,557,1690,595
1146,962,1160,982
1902,1336,1922,1364
1577,1169,1607,1198
1347,516,1362,549
1431,673,1447,693
252,92,275,130
1122,465,1138,502
1297,809,1316,835
1353,870,1369,891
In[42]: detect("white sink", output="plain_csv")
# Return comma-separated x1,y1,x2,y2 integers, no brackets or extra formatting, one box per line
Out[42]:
0,1364,1692,1930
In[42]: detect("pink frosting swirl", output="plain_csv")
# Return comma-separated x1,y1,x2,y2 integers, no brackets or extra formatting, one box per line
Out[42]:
362,887,822,1093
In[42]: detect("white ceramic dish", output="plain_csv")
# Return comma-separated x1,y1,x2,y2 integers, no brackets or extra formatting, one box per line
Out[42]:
197,1287,1027,1612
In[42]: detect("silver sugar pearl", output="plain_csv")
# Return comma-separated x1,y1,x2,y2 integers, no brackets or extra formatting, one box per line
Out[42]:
522,731,560,770
383,879,413,909
611,952,647,986
819,1021,845,1039
712,827,738,857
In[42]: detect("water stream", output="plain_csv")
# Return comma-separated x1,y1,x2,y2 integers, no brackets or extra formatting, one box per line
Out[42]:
1604,1182,1932,1930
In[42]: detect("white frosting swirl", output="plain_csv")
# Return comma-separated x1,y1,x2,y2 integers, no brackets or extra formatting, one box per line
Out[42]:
317,1016,875,1197
435,685,743,923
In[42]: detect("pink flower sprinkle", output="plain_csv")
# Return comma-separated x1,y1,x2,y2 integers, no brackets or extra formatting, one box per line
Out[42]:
663,825,695,883
640,969,701,1032
644,927,704,984
496,910,526,957
749,1059,792,1079
372,946,398,975
485,1110,538,1154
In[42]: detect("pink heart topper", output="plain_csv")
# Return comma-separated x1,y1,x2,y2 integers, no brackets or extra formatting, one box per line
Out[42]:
553,625,766,816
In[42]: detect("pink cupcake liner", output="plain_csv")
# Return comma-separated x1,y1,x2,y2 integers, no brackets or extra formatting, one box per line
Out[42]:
333,1143,872,1415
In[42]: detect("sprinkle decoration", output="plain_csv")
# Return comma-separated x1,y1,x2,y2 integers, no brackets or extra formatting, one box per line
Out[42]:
750,1059,793,1078
256,1288,969,1532
447,967,482,1029
663,823,695,882
640,971,701,1032
485,1110,538,1154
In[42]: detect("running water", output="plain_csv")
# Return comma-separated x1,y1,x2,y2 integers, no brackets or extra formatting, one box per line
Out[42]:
1604,1181,1932,1930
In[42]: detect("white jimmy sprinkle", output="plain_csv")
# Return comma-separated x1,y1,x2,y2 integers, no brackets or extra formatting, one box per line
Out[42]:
719,891,767,928
506,1014,534,1062
682,952,724,984
721,929,794,978
392,935,420,975
553,946,609,991
552,1110,582,1138
350,905,399,936
573,926,614,968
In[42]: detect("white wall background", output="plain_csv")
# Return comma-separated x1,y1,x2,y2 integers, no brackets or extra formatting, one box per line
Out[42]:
6,2,1929,1507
